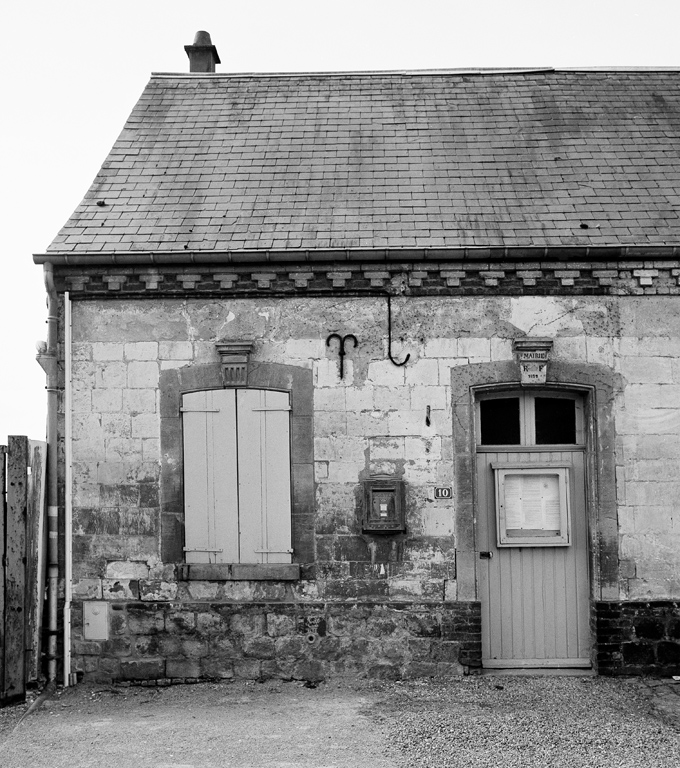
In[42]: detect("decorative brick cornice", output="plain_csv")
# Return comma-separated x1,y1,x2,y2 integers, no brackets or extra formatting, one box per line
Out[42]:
51,259,680,298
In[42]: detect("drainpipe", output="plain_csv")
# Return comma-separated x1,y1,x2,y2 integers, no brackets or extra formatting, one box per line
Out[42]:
63,292,74,686
36,264,60,686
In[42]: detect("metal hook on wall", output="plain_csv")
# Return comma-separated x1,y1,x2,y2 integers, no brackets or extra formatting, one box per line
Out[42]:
387,295,410,367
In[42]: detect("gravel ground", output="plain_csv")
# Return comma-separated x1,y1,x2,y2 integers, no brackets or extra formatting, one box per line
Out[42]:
370,676,680,768
0,676,678,767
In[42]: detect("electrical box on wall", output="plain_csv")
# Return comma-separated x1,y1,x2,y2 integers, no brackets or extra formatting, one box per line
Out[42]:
83,601,109,641
363,476,406,533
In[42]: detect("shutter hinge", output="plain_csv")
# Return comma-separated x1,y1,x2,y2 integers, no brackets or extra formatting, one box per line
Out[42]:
183,547,224,552
251,407,291,412
180,407,221,413
253,549,294,554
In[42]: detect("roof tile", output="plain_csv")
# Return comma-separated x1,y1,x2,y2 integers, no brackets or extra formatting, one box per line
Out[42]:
48,70,680,254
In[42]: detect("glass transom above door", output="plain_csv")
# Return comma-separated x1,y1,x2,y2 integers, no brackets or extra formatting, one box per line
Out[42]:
478,390,584,447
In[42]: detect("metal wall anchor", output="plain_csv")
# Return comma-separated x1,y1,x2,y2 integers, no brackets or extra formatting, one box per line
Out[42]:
326,333,358,379
387,295,410,367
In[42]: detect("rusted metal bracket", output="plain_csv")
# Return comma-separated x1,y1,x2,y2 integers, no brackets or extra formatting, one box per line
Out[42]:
326,333,358,380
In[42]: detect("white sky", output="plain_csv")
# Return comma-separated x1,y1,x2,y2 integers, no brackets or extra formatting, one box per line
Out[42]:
1,0,678,443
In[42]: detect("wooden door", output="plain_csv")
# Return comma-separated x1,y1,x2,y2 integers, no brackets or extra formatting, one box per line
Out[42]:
476,391,591,668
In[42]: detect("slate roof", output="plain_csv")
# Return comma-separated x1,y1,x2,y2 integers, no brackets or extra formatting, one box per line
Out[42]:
46,69,680,257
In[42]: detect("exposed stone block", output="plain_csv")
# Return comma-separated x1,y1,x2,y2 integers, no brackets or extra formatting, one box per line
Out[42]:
423,338,458,358
458,338,491,360
230,613,267,638
374,386,410,411
134,636,162,657
186,582,219,600
180,638,209,658
367,360,406,387
233,659,262,679
201,658,234,679
131,413,159,438
72,579,103,599
128,361,159,388
266,613,296,638
106,561,149,580
405,359,440,386
657,641,680,665
123,388,157,414
119,659,165,680
100,657,121,679
166,659,201,679
125,342,158,360
74,640,102,656
139,581,178,601
133,438,156,464
101,637,133,658
243,637,277,659
621,642,655,665
436,662,464,677
128,608,165,634
159,341,193,360
166,611,196,632
275,636,308,658
102,579,138,600
110,606,127,635
345,388,373,411
92,343,125,361
293,659,326,682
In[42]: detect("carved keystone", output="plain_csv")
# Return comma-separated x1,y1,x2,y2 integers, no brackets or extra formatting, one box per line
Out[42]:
215,340,254,387
513,337,553,385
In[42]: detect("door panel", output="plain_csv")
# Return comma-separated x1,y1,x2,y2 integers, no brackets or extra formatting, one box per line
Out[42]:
478,447,590,667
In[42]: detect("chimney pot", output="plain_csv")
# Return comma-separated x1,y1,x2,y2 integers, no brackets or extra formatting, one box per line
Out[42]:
185,30,221,73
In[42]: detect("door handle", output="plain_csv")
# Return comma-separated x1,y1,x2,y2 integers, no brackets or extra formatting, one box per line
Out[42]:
479,551,493,559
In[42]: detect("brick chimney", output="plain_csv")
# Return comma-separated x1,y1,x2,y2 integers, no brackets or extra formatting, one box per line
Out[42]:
185,31,221,73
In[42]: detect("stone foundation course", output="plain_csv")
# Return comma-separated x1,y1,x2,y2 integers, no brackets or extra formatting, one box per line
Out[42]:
72,601,481,684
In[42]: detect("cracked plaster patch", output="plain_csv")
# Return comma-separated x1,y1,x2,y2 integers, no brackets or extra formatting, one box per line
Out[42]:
509,297,584,335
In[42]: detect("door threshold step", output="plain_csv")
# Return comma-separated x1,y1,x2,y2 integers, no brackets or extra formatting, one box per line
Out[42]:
480,667,595,677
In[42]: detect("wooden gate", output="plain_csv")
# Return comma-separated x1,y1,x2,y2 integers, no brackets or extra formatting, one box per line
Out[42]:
476,391,591,669
1,437,47,704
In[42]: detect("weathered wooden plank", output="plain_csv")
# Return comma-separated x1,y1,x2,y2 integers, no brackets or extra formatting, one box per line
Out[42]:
237,389,267,564
209,390,239,564
27,441,47,684
4,436,29,703
260,390,292,565
183,391,211,564
237,390,292,564
182,390,239,564
0,445,7,701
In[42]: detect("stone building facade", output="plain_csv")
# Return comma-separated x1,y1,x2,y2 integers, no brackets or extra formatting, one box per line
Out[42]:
36,40,680,683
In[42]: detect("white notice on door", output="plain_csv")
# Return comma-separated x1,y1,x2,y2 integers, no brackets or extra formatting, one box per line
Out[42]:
504,473,560,531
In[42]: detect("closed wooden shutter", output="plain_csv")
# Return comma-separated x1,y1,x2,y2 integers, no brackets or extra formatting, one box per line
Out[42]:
182,388,292,565
237,389,292,564
182,389,239,563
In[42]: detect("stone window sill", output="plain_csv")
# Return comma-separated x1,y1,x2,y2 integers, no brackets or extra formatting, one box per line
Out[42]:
178,563,300,581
